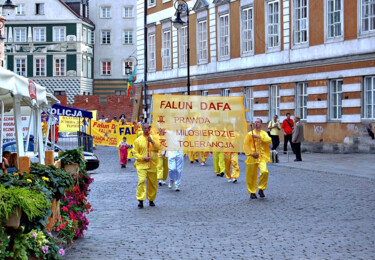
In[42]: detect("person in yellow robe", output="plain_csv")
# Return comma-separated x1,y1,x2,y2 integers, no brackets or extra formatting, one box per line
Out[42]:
133,123,161,208
243,118,272,199
157,150,168,186
224,152,239,183
213,152,225,177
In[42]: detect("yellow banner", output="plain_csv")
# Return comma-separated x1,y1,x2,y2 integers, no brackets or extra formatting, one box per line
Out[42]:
116,125,138,158
152,94,247,152
91,120,118,146
59,116,80,132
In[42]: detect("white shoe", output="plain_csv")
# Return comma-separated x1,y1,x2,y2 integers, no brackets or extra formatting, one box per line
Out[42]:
227,179,233,183
201,162,205,166
232,179,237,183
168,181,174,189
160,180,166,185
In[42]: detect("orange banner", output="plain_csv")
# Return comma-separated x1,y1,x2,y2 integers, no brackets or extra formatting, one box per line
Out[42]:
152,94,247,152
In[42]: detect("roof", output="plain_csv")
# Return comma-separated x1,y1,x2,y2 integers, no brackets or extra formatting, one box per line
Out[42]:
58,0,94,26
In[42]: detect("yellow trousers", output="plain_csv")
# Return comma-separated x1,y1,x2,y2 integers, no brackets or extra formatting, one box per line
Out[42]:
245,162,269,194
136,169,157,201
213,152,225,174
157,157,168,180
200,152,209,163
188,151,199,162
224,153,240,180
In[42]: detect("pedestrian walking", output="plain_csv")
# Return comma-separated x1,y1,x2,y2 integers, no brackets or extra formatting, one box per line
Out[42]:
188,151,199,163
243,118,272,199
133,123,161,208
224,152,239,183
157,150,168,186
268,115,281,162
166,150,184,191
281,112,294,154
292,116,304,162
118,136,131,168
199,152,209,166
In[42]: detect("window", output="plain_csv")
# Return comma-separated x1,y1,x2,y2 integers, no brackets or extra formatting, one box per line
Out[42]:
270,85,280,117
100,7,111,18
148,0,156,8
14,28,26,42
327,0,343,38
33,27,46,42
101,30,111,44
221,88,230,96
101,61,111,75
296,82,308,119
123,30,133,44
201,90,208,96
293,0,308,45
83,28,87,43
36,3,44,15
197,20,208,63
329,79,343,119
83,57,87,77
54,58,66,76
88,58,92,78
148,34,156,70
364,76,375,118
178,26,188,66
53,27,65,42
241,7,254,54
54,90,66,96
88,30,92,44
361,0,375,34
34,57,46,76
244,87,254,123
15,3,25,15
162,30,171,69
115,90,126,95
218,13,229,58
123,6,133,18
266,0,280,49
15,58,26,77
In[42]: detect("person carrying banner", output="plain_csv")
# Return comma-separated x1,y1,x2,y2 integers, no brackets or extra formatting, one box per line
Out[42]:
188,151,199,163
243,118,272,199
224,152,240,183
118,136,131,168
166,150,184,191
133,123,161,208
157,150,168,186
213,152,225,177
281,113,294,154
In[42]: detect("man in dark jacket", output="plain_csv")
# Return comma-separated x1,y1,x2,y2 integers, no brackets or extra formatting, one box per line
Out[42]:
292,116,304,162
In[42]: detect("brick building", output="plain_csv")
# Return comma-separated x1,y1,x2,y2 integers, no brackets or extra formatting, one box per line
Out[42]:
135,0,375,151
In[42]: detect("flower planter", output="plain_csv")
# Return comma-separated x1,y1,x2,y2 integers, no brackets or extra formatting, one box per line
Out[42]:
4,206,22,229
64,163,79,177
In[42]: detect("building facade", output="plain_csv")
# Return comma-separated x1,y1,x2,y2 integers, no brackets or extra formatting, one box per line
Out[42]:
2,0,94,104
136,0,375,149
89,0,137,104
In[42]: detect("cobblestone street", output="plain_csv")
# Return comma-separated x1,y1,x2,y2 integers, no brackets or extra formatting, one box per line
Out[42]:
65,146,375,259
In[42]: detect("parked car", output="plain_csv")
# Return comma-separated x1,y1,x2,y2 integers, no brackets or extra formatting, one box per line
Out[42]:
3,140,100,171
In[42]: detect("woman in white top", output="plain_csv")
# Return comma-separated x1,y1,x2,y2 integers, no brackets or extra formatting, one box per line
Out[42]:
268,115,281,150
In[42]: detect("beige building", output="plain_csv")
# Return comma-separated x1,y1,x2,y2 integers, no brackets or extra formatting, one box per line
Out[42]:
136,0,375,152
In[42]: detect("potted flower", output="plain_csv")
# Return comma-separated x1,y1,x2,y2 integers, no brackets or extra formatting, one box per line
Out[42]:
0,185,50,229
56,147,86,176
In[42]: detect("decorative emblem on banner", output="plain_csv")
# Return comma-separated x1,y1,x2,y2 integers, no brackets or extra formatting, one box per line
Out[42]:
28,80,37,101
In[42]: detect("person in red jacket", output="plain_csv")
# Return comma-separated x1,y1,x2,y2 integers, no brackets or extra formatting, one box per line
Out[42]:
281,113,294,154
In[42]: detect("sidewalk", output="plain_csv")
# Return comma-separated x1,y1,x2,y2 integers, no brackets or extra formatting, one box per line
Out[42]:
267,152,375,180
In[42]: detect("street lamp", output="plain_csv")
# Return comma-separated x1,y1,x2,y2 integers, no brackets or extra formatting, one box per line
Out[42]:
173,0,190,95
0,0,17,9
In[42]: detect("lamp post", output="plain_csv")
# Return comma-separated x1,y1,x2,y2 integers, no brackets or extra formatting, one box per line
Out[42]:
173,0,190,95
